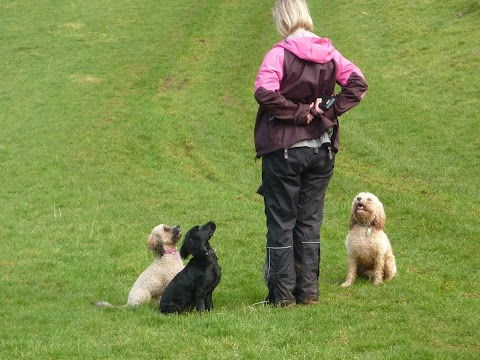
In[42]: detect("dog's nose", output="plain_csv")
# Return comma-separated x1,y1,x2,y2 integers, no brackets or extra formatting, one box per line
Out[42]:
357,197,362,201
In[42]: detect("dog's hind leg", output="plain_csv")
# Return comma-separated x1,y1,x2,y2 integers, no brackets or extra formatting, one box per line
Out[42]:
383,254,397,281
160,303,182,314
126,288,152,306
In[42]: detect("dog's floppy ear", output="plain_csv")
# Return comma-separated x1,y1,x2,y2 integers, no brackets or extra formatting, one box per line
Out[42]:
183,238,207,258
180,240,190,259
156,243,165,257
349,202,358,229
350,214,358,230
147,234,165,256
372,200,386,230
349,213,358,229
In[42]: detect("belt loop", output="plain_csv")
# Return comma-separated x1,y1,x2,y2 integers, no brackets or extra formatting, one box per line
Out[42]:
328,147,332,160
284,148,288,160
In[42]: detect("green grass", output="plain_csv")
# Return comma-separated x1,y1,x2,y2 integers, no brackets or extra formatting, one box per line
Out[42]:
1,0,479,358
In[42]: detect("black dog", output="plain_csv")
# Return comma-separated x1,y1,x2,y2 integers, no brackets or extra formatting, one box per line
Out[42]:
160,221,221,314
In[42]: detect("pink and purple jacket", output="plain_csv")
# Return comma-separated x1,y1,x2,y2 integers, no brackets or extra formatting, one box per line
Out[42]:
253,35,368,157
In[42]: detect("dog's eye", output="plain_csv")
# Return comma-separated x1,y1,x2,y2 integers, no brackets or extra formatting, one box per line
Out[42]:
164,227,170,232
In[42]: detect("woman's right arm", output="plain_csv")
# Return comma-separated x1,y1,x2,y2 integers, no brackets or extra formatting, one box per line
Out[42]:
332,50,368,116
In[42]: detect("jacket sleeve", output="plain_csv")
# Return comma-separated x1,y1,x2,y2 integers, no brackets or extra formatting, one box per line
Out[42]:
254,47,311,126
333,50,368,116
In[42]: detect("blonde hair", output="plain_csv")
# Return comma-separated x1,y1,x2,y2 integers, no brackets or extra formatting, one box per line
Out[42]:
272,0,313,38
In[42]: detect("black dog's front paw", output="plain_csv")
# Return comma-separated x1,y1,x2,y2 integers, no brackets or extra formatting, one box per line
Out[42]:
205,293,214,310
195,300,206,312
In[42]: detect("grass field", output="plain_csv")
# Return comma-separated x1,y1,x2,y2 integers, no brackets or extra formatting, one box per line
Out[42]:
1,0,479,359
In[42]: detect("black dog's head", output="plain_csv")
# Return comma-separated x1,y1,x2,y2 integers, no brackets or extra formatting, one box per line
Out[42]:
180,221,216,259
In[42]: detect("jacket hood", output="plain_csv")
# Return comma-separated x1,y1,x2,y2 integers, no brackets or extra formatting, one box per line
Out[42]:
274,36,334,64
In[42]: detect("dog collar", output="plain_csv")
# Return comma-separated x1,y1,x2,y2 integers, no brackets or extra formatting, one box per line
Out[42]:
205,249,216,256
164,248,178,254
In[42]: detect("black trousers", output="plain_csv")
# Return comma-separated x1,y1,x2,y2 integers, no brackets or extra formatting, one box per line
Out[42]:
262,146,335,304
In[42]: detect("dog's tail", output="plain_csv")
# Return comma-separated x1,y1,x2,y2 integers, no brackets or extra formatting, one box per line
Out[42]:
91,301,120,308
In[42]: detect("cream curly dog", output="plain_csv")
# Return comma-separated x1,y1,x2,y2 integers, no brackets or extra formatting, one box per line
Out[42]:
341,193,397,287
93,224,185,307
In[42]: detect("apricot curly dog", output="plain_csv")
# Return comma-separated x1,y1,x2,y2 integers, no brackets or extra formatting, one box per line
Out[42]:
341,193,397,287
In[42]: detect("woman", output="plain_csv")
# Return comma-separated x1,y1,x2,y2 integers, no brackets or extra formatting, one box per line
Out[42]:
254,0,368,306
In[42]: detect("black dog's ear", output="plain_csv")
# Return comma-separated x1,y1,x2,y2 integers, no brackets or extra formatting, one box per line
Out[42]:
180,241,190,259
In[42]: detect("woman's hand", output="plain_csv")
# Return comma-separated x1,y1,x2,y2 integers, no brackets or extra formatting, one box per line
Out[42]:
306,111,314,124
307,98,325,124
312,98,325,116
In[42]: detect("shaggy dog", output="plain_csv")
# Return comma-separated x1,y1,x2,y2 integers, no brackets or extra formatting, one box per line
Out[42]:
341,193,397,287
160,221,221,314
92,224,185,307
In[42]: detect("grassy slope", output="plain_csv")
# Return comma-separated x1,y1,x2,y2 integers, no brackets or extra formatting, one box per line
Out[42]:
0,0,478,358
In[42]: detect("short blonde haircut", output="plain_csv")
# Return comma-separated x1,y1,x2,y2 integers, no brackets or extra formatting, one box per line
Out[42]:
272,0,313,38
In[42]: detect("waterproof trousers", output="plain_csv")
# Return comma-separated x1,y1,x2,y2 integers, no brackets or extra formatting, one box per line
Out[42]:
262,146,335,305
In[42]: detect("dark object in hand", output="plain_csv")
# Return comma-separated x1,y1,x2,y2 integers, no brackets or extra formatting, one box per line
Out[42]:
320,95,336,111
